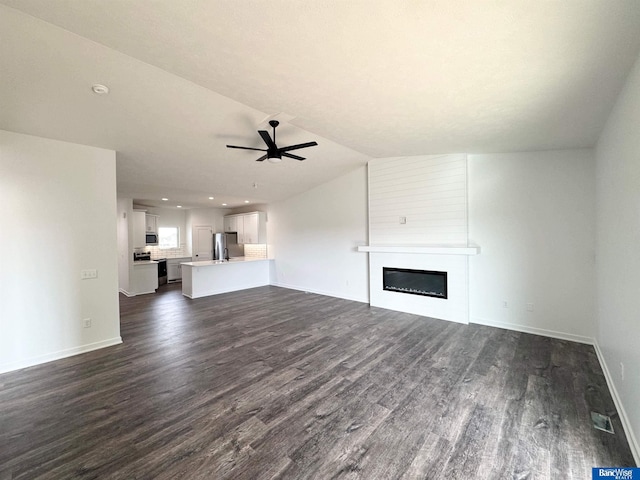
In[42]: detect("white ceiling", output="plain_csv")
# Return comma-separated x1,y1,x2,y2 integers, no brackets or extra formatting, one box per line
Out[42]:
2,1,640,208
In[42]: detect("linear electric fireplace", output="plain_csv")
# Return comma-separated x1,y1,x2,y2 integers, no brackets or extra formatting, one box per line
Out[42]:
382,267,448,299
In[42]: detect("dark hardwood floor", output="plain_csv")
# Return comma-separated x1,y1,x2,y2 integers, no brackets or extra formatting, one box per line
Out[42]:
0,284,635,479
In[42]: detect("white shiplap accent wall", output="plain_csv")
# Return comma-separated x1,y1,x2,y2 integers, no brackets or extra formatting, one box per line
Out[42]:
368,154,468,245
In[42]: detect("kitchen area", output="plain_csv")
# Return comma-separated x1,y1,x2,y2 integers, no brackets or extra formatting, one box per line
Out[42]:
120,200,271,299
131,211,192,294
181,212,272,298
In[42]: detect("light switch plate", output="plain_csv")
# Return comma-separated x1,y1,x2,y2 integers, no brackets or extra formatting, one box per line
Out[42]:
81,269,98,280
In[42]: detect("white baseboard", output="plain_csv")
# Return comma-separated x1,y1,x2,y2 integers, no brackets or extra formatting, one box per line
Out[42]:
593,341,640,466
470,316,594,345
271,282,369,304
119,288,157,297
0,337,123,375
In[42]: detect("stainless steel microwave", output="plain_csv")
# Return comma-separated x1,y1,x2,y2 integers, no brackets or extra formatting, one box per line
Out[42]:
145,233,158,245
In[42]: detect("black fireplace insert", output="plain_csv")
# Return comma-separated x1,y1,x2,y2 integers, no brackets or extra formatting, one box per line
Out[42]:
382,267,448,299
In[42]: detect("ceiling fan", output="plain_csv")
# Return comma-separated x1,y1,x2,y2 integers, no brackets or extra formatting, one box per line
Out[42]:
226,120,318,163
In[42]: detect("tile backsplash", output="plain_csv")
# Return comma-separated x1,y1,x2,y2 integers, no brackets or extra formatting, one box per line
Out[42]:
148,244,190,259
243,244,267,259
140,243,267,260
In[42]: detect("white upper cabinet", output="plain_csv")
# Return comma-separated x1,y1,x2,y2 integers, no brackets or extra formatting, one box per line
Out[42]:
132,211,146,248
223,212,266,244
243,212,259,244
145,214,158,233
236,215,245,244
223,215,237,233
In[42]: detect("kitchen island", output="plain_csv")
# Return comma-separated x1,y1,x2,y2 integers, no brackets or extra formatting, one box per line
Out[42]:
181,258,273,299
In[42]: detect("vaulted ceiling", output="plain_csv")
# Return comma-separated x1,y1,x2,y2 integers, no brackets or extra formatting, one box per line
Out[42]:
2,1,640,208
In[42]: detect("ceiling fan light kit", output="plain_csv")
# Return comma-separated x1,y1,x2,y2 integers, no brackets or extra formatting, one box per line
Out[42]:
227,120,318,162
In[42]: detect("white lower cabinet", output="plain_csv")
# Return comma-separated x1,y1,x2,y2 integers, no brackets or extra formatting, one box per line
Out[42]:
168,263,180,282
132,262,158,295
167,257,191,282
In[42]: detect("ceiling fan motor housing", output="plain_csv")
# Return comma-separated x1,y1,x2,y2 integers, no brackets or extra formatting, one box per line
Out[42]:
226,120,318,162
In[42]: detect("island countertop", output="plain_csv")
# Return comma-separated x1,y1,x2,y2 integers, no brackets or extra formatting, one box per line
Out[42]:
180,257,269,267
132,260,158,266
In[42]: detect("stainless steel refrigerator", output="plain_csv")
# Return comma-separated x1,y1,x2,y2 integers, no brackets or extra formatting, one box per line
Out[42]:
213,232,244,260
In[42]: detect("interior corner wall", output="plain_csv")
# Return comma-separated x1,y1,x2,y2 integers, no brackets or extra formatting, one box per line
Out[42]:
468,149,596,344
595,50,640,464
0,130,121,374
268,166,369,303
116,197,133,294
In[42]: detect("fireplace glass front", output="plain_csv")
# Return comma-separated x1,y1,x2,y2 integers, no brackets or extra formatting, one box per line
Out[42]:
382,267,448,299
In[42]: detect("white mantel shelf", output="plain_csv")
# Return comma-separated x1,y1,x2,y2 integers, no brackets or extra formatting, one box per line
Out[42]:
357,245,480,255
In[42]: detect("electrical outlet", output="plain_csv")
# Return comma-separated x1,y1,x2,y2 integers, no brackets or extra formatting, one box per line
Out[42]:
81,269,98,280
399,216,407,224
503,301,508,308
620,362,625,381
83,318,92,328
526,303,534,312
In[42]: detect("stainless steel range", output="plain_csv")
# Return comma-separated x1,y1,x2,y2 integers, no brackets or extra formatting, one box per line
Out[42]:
157,259,167,286
133,252,151,262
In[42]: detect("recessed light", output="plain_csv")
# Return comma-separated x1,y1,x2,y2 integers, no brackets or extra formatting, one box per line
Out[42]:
208,196,214,200
244,200,250,204
176,205,182,208
161,198,169,201
222,203,227,206
91,84,109,95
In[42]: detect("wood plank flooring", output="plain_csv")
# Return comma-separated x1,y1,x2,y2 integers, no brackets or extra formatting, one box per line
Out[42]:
0,284,635,479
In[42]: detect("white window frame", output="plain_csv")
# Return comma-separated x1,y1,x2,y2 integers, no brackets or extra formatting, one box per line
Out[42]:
158,227,179,249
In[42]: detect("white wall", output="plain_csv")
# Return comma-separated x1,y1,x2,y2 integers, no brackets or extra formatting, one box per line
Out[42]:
468,149,596,343
0,130,121,373
187,207,229,232
268,166,369,302
595,50,640,463
185,207,229,256
135,205,187,238
229,203,269,215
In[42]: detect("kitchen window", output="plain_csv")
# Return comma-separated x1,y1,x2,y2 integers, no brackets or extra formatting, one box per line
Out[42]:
158,227,179,249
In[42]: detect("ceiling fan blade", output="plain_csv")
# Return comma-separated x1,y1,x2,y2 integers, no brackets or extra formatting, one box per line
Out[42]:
255,154,268,162
258,130,277,150
282,152,306,161
278,141,318,153
227,145,267,152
